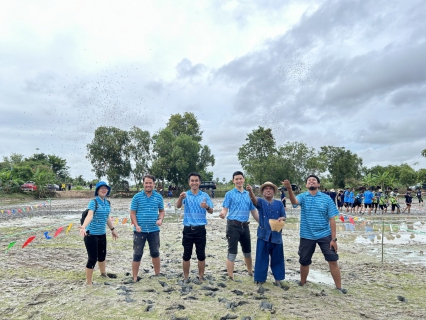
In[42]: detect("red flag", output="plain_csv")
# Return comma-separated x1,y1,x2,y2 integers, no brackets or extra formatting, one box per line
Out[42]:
22,236,36,248
349,217,355,225
53,226,64,238
339,215,345,222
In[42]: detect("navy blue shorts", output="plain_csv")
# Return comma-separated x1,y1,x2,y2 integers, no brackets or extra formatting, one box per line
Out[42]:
298,235,338,266
133,231,160,262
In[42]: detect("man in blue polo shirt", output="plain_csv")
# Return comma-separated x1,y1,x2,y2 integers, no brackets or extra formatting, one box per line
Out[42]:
284,175,347,294
130,174,165,281
219,171,257,280
363,187,374,215
176,172,214,284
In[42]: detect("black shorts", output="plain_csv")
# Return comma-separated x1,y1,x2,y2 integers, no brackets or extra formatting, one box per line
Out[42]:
337,201,343,208
298,235,338,266
353,200,361,207
182,225,207,261
84,233,107,269
226,220,251,255
372,203,378,208
406,202,411,207
364,203,372,208
344,202,349,207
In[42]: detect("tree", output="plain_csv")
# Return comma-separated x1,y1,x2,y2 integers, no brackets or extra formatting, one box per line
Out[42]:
237,126,276,184
128,126,151,190
417,168,426,183
47,155,69,180
86,126,131,187
398,164,417,186
277,142,324,186
151,113,215,187
319,146,363,188
32,166,56,198
422,149,426,157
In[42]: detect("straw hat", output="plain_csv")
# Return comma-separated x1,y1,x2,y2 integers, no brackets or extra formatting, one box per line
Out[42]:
269,219,285,232
260,181,278,193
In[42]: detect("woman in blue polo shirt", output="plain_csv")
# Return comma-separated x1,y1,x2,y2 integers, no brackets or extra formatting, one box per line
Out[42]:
79,181,118,285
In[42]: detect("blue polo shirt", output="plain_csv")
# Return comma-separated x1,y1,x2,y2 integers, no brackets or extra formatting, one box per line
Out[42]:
222,188,255,222
256,198,285,244
86,197,110,235
344,191,349,202
182,190,214,226
130,190,164,233
349,191,355,204
364,190,374,204
295,191,339,240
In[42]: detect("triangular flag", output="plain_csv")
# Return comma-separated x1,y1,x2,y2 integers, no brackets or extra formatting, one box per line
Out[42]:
115,217,118,226
349,217,355,225
122,218,128,224
44,232,52,239
22,236,36,248
389,224,393,232
53,226,64,238
66,223,73,234
339,215,345,222
1,210,3,214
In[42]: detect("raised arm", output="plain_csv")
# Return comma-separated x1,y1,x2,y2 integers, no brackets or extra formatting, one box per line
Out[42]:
246,184,258,206
282,180,298,205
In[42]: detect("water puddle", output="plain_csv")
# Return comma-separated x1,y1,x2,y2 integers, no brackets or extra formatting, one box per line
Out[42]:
286,269,335,286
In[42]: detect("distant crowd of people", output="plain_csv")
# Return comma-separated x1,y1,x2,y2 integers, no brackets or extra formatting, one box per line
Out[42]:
315,187,424,215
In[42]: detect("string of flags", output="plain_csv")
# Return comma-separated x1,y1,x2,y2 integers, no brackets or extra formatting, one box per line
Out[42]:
3,216,134,253
0,201,50,215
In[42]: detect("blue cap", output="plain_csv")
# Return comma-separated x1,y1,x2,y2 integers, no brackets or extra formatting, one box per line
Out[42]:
95,181,111,196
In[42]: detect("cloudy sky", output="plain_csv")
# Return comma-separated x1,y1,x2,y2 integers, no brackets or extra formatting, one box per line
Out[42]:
1,0,425,182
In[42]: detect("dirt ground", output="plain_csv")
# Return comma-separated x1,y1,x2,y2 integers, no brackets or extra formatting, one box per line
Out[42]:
0,197,425,320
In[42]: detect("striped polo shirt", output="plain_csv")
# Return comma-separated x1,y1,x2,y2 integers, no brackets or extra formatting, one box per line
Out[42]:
182,190,214,226
222,188,255,222
295,191,339,240
86,197,111,235
130,190,164,233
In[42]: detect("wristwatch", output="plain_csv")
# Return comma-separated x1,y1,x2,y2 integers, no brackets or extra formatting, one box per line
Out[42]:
332,238,337,242
110,227,115,231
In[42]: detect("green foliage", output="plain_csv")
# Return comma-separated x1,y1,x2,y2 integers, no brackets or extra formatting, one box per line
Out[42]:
422,149,426,157
86,126,132,187
151,112,214,186
128,126,151,189
417,168,426,183
319,146,363,188
32,166,56,198
238,128,325,186
237,126,277,184
0,169,24,193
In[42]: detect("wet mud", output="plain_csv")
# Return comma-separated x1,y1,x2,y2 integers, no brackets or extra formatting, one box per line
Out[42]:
1,198,426,319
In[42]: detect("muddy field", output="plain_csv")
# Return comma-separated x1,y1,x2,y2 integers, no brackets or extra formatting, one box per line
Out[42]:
1,197,426,320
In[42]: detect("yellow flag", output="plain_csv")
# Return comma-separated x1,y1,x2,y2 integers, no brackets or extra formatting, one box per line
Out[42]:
66,223,73,234
115,217,118,226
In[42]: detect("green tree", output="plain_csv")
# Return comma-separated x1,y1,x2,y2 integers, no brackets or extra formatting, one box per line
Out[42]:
32,166,56,198
47,155,69,180
421,149,426,157
277,142,324,186
128,126,151,190
417,168,426,183
151,113,215,187
237,126,276,184
86,126,131,187
319,146,363,188
398,164,417,186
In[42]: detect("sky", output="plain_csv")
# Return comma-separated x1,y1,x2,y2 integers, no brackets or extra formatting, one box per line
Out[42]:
1,0,426,183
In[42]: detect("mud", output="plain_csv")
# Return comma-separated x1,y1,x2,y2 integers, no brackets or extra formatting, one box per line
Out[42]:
1,198,426,319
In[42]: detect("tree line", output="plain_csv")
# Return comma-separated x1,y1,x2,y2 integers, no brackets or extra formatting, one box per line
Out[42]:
1,115,425,196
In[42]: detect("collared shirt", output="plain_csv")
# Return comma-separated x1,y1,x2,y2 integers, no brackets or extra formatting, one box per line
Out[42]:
182,190,214,226
86,197,110,235
349,191,355,203
344,191,350,202
130,190,164,233
222,188,255,222
256,198,286,244
295,191,339,240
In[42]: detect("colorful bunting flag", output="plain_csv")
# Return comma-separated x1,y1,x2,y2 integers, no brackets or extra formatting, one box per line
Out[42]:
5,241,16,253
339,215,345,222
44,232,52,239
349,217,355,225
122,218,128,224
66,223,73,234
22,236,36,248
53,227,63,238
